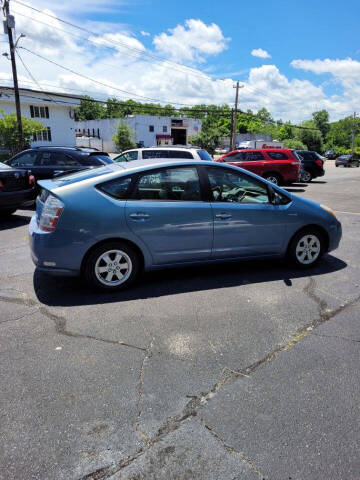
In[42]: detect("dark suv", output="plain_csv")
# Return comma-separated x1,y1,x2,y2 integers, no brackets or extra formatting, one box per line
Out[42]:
6,147,113,191
294,150,325,182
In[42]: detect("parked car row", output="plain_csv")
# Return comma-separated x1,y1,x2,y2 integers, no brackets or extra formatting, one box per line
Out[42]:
0,144,331,217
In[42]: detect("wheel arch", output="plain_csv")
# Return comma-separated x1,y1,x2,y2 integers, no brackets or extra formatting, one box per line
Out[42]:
80,237,146,274
286,224,330,255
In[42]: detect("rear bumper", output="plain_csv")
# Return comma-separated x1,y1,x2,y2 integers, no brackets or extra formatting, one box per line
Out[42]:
29,215,82,276
0,188,35,209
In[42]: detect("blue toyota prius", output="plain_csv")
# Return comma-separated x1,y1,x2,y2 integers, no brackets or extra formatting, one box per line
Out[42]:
29,159,342,291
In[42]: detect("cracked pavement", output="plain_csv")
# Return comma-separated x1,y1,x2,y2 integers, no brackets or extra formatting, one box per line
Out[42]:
0,164,359,479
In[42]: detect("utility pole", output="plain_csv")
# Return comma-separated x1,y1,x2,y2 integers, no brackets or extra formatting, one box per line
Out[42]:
2,0,23,147
231,81,243,151
351,111,356,156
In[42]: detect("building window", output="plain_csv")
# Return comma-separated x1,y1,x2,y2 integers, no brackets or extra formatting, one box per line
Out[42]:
30,105,49,118
163,126,167,133
33,127,52,142
149,125,154,132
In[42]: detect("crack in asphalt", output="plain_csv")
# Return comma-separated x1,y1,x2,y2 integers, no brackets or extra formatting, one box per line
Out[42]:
135,339,154,446
312,332,360,344
78,277,360,479
203,423,265,480
0,294,147,353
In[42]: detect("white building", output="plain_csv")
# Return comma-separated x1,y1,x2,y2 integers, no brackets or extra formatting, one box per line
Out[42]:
0,86,81,147
75,115,202,152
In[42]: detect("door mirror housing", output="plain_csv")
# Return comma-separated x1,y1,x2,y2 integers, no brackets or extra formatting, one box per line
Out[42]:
267,184,279,205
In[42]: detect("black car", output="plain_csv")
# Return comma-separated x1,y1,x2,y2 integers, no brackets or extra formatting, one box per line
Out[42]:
0,162,35,216
294,150,325,182
5,147,113,193
325,149,337,160
335,154,360,168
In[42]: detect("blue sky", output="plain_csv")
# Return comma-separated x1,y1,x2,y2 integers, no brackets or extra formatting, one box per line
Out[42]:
3,0,360,121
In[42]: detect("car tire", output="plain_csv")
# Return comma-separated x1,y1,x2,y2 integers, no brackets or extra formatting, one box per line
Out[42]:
83,241,140,291
0,208,17,217
287,228,325,268
263,173,281,185
300,170,312,182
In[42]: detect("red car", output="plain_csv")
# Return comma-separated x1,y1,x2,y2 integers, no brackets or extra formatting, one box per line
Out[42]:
216,148,301,185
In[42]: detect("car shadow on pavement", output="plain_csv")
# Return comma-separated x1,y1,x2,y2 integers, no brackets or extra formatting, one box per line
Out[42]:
0,213,31,231
33,254,347,307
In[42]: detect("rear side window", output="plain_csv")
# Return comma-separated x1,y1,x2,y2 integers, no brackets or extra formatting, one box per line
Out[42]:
197,150,212,161
98,176,132,199
267,152,289,160
169,150,194,159
142,150,168,159
243,151,265,161
134,166,201,201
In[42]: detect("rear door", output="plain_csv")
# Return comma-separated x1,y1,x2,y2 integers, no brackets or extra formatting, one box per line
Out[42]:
125,165,213,265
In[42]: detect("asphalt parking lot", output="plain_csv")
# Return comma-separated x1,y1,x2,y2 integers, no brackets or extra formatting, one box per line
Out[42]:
0,162,359,480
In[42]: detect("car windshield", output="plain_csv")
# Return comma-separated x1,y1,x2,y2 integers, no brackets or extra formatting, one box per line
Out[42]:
92,154,113,164
338,155,350,159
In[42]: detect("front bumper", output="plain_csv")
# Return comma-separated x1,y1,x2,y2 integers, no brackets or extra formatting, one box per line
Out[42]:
327,221,342,252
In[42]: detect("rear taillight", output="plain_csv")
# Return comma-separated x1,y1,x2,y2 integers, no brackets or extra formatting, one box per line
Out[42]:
0,180,3,188
39,195,64,232
315,159,323,167
28,174,35,185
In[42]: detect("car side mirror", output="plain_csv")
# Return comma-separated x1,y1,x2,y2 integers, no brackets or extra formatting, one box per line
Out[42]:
267,185,279,205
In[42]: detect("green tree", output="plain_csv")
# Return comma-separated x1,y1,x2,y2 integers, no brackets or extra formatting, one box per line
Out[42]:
312,110,330,140
75,96,105,120
256,108,274,124
277,122,294,141
296,121,323,152
189,127,222,154
283,138,307,150
0,111,43,156
112,122,136,152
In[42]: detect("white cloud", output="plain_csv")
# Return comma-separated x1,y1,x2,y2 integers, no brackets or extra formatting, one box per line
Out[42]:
251,48,271,59
140,31,150,37
88,32,146,55
2,2,359,122
153,19,229,63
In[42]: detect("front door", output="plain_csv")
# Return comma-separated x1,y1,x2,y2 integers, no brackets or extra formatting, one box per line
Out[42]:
206,165,288,258
125,165,213,265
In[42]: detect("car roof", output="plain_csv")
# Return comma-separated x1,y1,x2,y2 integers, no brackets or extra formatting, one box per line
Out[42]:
14,147,107,157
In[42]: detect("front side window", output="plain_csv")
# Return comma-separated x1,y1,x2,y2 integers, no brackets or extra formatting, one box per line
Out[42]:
98,176,132,199
114,151,138,162
207,166,269,204
11,151,38,167
267,151,289,160
197,149,213,161
242,151,265,161
135,166,201,201
224,152,244,162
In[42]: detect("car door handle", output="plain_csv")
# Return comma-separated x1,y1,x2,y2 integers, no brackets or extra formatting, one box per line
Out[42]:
215,212,232,220
129,212,150,220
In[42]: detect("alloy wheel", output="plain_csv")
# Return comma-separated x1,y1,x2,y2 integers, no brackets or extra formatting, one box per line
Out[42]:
266,175,279,185
95,249,132,286
295,234,321,265
300,170,312,182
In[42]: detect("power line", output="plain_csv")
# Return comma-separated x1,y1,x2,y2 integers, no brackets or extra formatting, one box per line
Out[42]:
19,46,196,106
12,0,211,81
